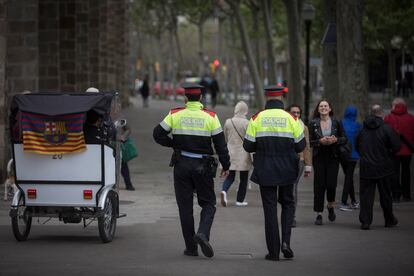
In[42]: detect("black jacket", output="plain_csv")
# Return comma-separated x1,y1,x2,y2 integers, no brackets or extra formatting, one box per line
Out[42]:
243,99,306,186
308,117,348,158
356,115,401,179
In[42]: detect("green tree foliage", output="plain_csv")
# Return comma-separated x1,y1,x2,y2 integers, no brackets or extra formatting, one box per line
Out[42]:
364,0,414,49
131,0,169,37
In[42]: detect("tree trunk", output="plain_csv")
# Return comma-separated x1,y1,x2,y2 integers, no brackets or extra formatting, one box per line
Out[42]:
198,23,205,76
156,34,165,99
262,0,276,84
251,6,262,79
322,0,339,113
233,2,265,108
168,28,178,100
229,16,241,105
283,0,303,107
217,16,225,102
387,45,396,97
336,0,368,119
173,27,183,69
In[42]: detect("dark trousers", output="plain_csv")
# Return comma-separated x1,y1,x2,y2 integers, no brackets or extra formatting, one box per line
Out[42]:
222,170,249,202
313,149,339,212
359,175,394,225
259,184,295,256
121,160,133,189
211,93,217,108
340,159,357,204
293,160,305,217
392,155,412,200
173,156,216,251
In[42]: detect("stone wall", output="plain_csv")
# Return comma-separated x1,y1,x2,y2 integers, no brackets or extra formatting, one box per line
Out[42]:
0,0,7,180
0,0,131,179
39,0,60,90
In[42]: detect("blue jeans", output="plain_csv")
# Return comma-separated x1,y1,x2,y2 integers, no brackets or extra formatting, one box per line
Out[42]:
222,170,249,202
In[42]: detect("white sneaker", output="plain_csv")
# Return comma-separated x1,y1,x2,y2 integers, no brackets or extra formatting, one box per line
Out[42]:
235,201,248,207
220,191,227,207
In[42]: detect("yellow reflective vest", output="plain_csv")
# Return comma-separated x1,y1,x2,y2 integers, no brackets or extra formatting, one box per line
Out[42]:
153,101,230,170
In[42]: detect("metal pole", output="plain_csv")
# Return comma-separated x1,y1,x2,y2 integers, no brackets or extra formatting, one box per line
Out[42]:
304,20,311,125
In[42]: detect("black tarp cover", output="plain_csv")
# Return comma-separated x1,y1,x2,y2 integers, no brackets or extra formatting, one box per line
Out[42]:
10,92,115,116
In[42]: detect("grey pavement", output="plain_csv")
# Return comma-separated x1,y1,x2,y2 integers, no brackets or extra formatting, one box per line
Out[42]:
0,96,414,275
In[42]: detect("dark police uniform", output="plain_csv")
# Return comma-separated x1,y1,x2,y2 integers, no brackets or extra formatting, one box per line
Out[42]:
243,85,305,260
153,84,230,258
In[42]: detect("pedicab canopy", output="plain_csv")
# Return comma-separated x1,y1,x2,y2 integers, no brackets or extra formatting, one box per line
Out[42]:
10,92,115,155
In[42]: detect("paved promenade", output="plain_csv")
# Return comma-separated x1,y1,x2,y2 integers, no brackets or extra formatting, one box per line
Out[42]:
0,96,413,275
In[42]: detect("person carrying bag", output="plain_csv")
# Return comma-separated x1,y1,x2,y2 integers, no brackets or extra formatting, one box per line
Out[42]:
120,124,137,190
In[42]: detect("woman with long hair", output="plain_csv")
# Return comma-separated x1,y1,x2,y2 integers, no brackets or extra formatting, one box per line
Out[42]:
308,100,347,225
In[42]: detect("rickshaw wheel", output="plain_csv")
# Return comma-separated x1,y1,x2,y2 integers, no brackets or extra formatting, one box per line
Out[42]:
98,191,117,243
11,195,32,241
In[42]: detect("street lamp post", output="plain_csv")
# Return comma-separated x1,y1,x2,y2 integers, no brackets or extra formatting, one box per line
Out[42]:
302,2,315,125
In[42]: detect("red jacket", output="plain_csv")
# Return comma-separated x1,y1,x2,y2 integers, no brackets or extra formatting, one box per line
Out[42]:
384,103,414,156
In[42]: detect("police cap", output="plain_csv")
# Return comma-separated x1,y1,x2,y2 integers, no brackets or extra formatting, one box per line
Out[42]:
182,83,203,95
264,85,288,97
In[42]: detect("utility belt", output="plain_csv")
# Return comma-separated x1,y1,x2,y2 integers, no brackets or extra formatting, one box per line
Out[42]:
169,150,218,178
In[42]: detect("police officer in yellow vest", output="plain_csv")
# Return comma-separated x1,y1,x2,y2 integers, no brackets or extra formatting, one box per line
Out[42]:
243,85,305,261
153,84,230,258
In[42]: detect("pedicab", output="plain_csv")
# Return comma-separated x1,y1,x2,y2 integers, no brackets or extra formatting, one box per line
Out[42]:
8,92,125,243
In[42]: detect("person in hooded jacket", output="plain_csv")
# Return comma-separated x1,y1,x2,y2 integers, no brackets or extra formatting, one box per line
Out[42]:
384,98,414,202
356,105,400,230
221,101,252,207
339,106,362,211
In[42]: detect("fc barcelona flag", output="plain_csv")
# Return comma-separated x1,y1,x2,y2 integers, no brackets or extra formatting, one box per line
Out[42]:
21,112,87,155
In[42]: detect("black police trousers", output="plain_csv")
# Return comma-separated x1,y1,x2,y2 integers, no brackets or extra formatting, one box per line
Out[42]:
173,156,216,251
259,184,295,256
359,175,394,226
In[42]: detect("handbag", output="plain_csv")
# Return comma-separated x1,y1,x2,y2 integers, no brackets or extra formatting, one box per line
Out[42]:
337,142,352,161
121,138,138,162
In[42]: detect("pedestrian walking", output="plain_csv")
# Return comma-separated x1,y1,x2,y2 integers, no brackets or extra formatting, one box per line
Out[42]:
153,84,230,258
384,98,414,202
120,123,137,191
309,100,348,225
140,76,150,108
221,101,252,207
243,85,305,261
210,75,220,108
287,104,312,227
339,106,362,211
356,105,400,230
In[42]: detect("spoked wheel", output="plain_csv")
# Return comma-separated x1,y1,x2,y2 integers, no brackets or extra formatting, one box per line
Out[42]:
11,195,32,241
98,191,117,243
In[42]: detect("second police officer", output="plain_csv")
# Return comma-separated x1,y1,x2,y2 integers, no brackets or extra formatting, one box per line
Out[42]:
243,85,305,261
153,84,230,258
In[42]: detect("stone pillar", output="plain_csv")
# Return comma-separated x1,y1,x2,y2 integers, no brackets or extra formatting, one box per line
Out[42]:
2,0,39,178
59,0,76,91
7,0,39,94
113,0,129,105
0,0,7,180
39,0,60,91
88,0,100,88
75,0,89,91
98,0,109,90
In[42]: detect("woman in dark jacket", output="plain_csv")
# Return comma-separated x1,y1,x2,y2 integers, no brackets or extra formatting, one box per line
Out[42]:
309,100,348,225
